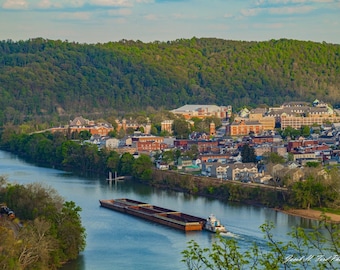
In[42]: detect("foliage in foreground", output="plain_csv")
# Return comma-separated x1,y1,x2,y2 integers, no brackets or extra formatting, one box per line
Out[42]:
0,177,86,270
182,215,340,270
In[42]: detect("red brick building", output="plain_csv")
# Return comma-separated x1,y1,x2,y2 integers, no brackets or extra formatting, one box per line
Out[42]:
226,120,263,136
136,141,167,152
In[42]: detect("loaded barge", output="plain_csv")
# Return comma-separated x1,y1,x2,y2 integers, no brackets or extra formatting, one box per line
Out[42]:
99,198,206,231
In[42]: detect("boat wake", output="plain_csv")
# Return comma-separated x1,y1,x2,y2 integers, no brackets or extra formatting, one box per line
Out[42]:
220,231,242,239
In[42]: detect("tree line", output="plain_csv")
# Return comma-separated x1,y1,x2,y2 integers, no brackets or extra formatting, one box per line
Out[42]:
0,130,153,183
0,38,339,126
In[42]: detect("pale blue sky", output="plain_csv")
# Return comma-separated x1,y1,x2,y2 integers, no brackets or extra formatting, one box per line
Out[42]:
1,0,339,44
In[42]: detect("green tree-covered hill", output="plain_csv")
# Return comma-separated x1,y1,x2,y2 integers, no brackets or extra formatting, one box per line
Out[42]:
0,37,339,125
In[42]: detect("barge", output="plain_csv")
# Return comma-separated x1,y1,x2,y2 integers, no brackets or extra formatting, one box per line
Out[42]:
99,198,206,231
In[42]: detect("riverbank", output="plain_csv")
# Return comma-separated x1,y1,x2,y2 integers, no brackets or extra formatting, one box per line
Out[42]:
279,208,340,223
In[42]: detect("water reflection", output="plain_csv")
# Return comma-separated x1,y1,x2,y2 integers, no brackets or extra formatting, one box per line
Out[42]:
0,150,323,270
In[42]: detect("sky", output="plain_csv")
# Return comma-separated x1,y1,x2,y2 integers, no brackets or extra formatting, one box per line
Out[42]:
1,0,340,44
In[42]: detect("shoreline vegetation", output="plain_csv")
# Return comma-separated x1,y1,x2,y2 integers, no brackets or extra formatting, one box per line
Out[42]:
1,130,340,224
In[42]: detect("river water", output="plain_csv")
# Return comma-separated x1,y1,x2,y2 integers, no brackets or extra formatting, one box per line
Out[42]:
0,150,318,270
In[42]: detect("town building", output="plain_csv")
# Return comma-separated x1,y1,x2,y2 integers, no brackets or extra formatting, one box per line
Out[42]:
265,100,340,129
161,120,174,134
116,119,152,134
249,113,275,131
226,163,259,181
171,104,232,120
105,138,120,149
280,114,340,129
50,116,114,136
135,141,167,152
226,119,263,136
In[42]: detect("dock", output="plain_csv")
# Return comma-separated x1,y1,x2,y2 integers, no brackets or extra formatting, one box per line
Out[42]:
99,198,206,231
106,172,126,186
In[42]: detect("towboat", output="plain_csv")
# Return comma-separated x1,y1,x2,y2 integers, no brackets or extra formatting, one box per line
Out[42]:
204,214,227,233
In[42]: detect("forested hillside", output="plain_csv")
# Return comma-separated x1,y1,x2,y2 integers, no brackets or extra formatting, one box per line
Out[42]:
0,37,339,125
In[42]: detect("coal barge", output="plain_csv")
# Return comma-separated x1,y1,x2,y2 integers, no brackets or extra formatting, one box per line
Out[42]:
99,198,206,231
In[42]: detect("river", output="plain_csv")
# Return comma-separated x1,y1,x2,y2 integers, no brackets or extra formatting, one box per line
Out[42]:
0,150,318,270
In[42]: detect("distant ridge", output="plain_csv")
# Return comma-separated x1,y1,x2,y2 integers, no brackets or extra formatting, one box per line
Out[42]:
0,37,339,125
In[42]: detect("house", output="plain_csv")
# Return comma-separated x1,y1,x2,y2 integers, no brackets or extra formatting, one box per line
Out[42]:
105,138,120,149
174,139,189,150
193,158,202,168
286,162,300,169
254,174,273,184
285,168,304,184
226,163,259,181
195,140,219,153
272,145,287,157
177,157,193,170
210,163,230,179
201,162,216,176
254,144,271,157
332,123,340,131
156,161,169,170
199,153,233,163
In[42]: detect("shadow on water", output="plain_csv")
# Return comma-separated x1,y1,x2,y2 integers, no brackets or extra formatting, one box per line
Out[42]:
61,255,85,270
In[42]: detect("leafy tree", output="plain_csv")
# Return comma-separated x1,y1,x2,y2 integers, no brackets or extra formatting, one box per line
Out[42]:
264,152,285,164
108,130,117,137
184,144,199,160
301,125,311,137
126,127,135,135
173,118,191,139
116,129,126,139
106,150,120,173
306,161,320,168
150,125,159,135
56,201,86,261
118,152,135,175
60,140,82,168
132,154,153,182
281,126,301,139
191,117,205,132
291,176,327,209
162,150,175,164
240,143,257,163
174,149,182,162
79,130,91,140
